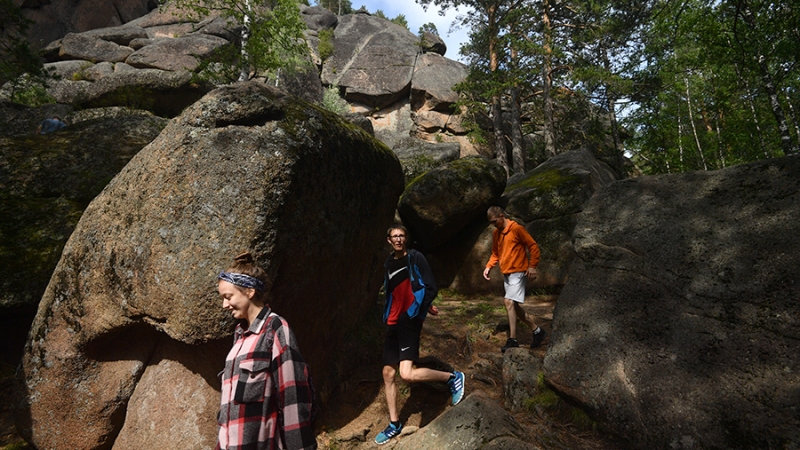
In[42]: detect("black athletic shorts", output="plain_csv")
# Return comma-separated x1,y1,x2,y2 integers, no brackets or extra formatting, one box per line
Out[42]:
382,313,423,366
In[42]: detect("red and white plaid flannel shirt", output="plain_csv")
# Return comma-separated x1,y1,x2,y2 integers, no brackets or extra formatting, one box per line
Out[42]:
216,307,316,450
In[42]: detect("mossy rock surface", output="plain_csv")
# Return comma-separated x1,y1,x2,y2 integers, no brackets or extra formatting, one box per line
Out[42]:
0,110,167,310
504,148,618,222
399,156,506,249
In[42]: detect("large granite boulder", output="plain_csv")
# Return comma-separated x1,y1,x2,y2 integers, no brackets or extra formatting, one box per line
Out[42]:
394,391,538,450
419,31,446,56
398,156,506,250
370,101,415,150
83,24,149,46
392,137,460,185
433,149,617,294
544,155,800,449
125,34,230,71
0,108,167,368
46,68,210,117
411,53,467,113
15,82,403,450
59,33,134,63
321,14,420,109
300,5,338,31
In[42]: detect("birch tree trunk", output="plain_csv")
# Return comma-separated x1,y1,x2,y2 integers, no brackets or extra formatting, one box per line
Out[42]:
739,3,798,155
238,0,252,81
684,75,708,170
784,91,800,147
677,107,684,172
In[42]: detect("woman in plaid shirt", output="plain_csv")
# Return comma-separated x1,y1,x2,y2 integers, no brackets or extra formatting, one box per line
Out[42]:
216,252,317,450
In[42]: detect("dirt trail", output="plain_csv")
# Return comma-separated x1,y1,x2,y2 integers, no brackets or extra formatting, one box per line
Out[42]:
315,291,624,449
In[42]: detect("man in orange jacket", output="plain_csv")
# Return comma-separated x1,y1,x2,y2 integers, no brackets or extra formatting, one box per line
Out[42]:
483,206,546,352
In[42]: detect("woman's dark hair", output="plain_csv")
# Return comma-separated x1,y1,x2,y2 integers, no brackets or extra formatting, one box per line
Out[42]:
226,252,271,299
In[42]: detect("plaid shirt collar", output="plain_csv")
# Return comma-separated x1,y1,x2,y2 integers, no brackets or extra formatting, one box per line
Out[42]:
237,306,272,336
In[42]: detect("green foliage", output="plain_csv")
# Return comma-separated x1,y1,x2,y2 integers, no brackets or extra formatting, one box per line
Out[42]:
318,28,335,61
167,0,309,83
423,0,800,175
624,0,800,173
390,14,409,30
373,9,387,19
0,441,32,450
0,0,50,102
320,84,349,114
418,22,439,36
7,79,55,107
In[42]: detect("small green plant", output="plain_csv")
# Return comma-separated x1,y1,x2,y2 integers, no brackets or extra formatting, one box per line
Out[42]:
320,84,349,114
9,81,54,106
1,440,32,450
476,301,501,315
434,132,444,143
525,372,597,432
318,28,335,61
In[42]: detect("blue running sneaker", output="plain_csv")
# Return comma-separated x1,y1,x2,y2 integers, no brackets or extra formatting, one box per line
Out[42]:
448,371,465,406
375,422,403,445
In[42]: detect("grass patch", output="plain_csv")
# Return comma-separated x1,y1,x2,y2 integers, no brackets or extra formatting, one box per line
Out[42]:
525,372,597,432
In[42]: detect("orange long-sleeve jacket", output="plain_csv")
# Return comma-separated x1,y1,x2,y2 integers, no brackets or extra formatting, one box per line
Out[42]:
485,220,540,274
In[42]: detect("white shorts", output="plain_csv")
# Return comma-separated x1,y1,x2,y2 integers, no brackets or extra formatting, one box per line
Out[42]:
503,272,526,303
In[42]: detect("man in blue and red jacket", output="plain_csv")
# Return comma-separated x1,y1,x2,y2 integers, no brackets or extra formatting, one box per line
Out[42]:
374,225,466,445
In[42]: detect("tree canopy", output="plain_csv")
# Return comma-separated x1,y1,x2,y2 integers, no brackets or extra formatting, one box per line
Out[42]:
419,0,800,176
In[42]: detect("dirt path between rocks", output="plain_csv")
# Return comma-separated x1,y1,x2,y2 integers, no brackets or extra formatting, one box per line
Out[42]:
315,291,625,450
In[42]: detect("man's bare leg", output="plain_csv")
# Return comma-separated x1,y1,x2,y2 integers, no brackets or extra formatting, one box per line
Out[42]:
504,298,518,339
398,360,451,383
514,302,537,331
382,365,400,422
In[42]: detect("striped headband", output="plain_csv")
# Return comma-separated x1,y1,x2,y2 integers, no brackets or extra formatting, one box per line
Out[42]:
218,271,265,292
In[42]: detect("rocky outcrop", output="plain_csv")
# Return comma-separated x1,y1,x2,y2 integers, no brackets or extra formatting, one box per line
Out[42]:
19,0,154,49
394,391,539,450
46,69,208,117
544,155,800,449
16,82,404,450
16,6,472,161
0,107,167,368
434,149,617,294
25,7,232,117
411,53,467,113
321,14,420,109
398,156,506,250
392,137,460,184
419,31,446,56
59,32,135,63
125,34,229,71
300,5,338,31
